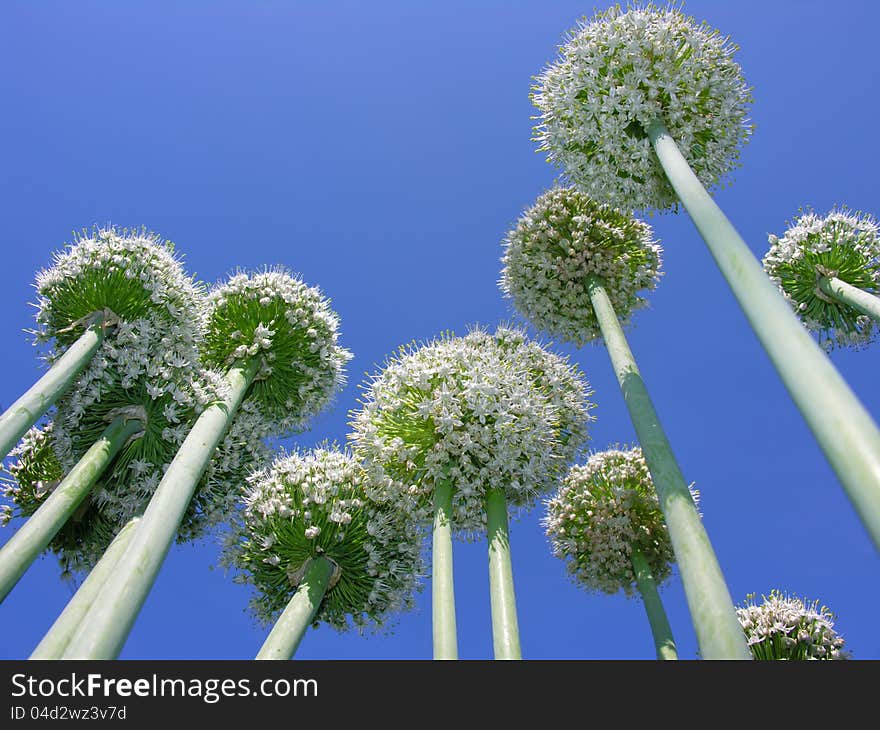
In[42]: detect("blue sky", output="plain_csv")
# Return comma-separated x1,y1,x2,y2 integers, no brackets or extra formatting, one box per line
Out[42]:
1,0,878,660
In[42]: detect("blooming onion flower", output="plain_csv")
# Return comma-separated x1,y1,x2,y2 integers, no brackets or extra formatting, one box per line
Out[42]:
202,269,353,436
763,208,880,350
532,3,752,211
34,225,204,355
544,445,696,596
736,590,849,660
224,447,423,632
350,325,594,534
500,187,662,345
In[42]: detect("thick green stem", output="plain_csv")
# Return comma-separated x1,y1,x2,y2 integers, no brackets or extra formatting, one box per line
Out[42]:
486,488,521,660
29,518,140,659
61,358,260,659
432,479,458,660
0,412,143,604
648,117,880,552
631,547,677,660
0,317,108,461
587,275,749,659
255,556,334,660
818,276,880,324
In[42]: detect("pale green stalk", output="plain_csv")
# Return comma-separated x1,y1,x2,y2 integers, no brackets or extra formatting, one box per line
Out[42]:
29,518,140,659
647,117,880,551
0,411,143,603
255,556,334,660
631,547,677,660
817,276,880,324
0,315,109,461
61,357,261,659
432,479,458,660
587,274,749,659
486,487,521,660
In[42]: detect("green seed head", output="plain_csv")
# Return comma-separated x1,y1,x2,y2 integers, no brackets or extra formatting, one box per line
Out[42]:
203,270,352,435
500,187,662,345
763,207,880,350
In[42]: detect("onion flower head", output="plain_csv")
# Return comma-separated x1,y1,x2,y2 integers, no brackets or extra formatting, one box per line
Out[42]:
500,187,662,345
350,325,594,534
532,3,752,212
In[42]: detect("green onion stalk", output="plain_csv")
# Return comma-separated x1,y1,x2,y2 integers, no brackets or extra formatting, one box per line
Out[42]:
29,517,140,659
736,590,849,660
545,448,689,660
2,225,202,461
532,4,880,551
0,313,110,461
350,326,594,660
763,207,880,350
500,187,748,659
223,448,422,660
60,269,352,659
0,411,144,603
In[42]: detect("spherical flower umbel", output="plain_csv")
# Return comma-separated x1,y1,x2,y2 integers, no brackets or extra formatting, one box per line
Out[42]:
350,326,594,533
736,590,849,660
224,447,423,632
544,446,693,596
34,225,205,354
532,3,752,212
202,270,353,435
500,187,662,345
763,208,880,350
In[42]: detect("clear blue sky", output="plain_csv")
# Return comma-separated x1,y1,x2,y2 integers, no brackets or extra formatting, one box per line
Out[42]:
1,0,878,660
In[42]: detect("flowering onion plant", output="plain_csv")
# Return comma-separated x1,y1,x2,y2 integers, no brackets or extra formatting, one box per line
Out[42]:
532,3,880,558
0,226,203,461
61,269,351,659
0,228,207,602
500,188,746,658
351,325,593,659
545,447,694,659
764,208,880,350
500,187,662,346
224,448,423,659
736,590,848,660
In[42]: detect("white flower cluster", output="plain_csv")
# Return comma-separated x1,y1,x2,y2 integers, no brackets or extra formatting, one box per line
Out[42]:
350,326,594,534
544,446,691,596
204,270,352,435
532,4,752,212
0,424,63,527
763,208,880,350
500,187,662,345
34,225,204,356
736,590,848,660
225,448,423,632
